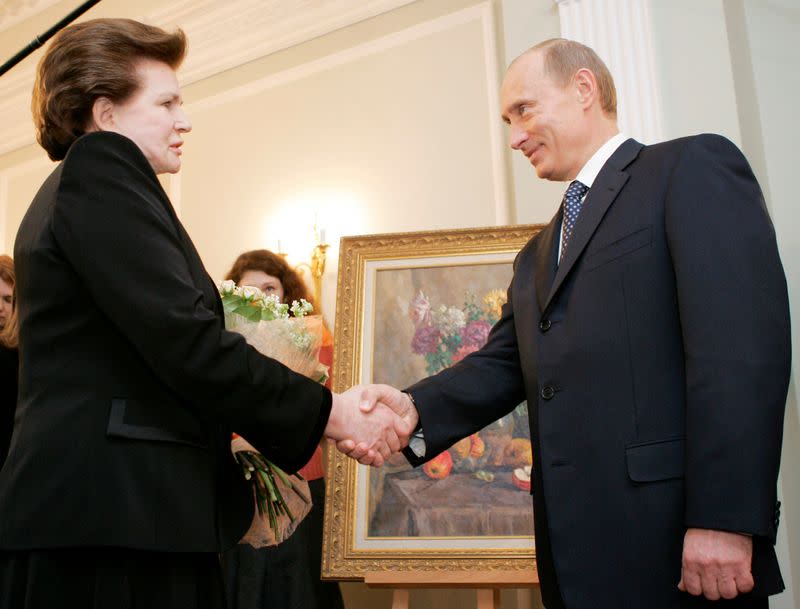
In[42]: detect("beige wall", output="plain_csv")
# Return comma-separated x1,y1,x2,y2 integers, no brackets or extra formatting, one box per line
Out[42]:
181,1,501,313
648,2,799,608
734,1,800,606
648,0,742,143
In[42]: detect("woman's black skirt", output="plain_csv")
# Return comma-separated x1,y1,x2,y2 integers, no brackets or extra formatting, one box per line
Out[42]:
0,547,226,609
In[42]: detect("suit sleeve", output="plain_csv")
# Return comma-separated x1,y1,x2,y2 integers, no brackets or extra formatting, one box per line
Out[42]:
665,134,790,539
51,132,329,472
404,252,529,465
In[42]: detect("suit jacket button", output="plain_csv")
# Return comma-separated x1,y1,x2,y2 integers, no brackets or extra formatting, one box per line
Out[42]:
539,319,552,332
541,386,555,400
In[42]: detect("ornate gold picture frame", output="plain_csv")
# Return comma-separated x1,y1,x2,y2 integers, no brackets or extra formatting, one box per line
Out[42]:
323,224,544,579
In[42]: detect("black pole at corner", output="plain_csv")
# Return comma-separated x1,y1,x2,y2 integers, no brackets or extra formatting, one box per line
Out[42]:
0,0,103,78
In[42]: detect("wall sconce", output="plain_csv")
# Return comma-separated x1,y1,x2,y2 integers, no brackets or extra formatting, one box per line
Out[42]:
277,225,329,308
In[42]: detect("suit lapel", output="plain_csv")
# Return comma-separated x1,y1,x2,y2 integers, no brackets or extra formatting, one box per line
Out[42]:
534,210,561,314
543,138,643,312
150,183,222,315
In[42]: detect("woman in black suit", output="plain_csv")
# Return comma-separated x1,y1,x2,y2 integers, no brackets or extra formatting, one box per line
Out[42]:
0,18,406,609
0,255,17,469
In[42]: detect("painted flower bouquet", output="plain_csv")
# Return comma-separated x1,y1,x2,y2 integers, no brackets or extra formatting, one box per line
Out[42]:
408,288,531,484
409,288,505,375
219,280,328,545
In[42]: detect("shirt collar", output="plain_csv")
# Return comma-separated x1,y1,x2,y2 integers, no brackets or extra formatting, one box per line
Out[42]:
575,132,628,189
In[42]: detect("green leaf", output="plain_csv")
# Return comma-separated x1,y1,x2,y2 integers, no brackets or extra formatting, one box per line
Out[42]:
233,304,262,322
221,296,239,313
260,308,279,321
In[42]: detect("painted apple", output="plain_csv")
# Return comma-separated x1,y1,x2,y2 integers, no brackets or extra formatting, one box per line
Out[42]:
452,437,472,461
422,450,453,480
469,434,485,458
512,465,532,491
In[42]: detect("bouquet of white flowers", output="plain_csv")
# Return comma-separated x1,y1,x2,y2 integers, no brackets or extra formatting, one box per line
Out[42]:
219,280,328,546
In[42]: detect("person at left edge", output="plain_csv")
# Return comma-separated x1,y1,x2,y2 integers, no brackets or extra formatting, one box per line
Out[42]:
0,255,17,469
0,18,409,609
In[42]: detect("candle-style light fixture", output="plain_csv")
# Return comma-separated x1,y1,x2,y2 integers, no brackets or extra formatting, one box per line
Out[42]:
276,223,329,307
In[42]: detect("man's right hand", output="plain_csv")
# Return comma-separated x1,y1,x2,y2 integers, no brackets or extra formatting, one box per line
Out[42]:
324,384,417,467
335,384,419,462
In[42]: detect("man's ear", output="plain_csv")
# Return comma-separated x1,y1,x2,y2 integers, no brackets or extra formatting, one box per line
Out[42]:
573,68,598,109
90,97,116,132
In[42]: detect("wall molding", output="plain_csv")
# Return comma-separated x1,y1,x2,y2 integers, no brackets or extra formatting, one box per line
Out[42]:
0,155,52,253
554,0,664,144
187,2,509,225
0,0,61,33
144,0,417,88
479,2,509,225
0,0,416,156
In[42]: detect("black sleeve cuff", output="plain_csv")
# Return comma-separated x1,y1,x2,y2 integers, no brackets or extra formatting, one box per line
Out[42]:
291,386,332,474
403,445,425,467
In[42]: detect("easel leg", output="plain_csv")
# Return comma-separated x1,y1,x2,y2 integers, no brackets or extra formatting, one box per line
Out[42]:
476,588,500,609
391,589,410,609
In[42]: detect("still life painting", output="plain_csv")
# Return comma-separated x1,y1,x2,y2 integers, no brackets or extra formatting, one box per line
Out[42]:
367,266,533,539
323,225,543,578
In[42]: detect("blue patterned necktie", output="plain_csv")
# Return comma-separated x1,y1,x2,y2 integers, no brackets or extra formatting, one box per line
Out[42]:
559,180,589,262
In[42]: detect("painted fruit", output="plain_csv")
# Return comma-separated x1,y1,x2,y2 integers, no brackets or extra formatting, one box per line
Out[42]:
512,465,532,491
469,434,485,458
422,450,453,480
505,438,533,467
452,437,472,460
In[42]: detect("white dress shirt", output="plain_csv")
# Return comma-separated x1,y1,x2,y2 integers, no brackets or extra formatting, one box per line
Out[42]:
557,132,628,262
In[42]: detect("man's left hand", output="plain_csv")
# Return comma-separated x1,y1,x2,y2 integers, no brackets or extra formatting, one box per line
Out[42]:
678,527,754,600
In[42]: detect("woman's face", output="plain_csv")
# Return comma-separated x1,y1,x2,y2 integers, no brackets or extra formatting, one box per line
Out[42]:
0,278,12,329
239,270,284,303
105,59,191,174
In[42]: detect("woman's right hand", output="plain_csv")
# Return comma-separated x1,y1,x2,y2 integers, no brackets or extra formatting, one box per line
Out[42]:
325,385,416,467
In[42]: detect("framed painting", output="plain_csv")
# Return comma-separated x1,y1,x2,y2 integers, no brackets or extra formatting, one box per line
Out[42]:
322,224,544,579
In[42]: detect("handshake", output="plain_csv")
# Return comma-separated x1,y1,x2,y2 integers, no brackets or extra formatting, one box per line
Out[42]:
323,385,420,466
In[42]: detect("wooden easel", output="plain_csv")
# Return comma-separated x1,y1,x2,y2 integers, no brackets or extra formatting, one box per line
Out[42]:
364,570,539,609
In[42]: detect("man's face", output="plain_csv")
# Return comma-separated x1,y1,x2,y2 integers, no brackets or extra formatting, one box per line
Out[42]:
500,52,585,182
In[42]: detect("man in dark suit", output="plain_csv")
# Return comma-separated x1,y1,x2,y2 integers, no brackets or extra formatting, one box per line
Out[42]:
347,39,791,608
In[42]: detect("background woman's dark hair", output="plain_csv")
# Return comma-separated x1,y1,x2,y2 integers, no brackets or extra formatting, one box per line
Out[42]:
225,250,315,313
32,18,187,161
0,255,18,349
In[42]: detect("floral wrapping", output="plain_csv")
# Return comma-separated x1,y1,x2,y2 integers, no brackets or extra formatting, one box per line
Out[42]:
218,280,328,547
231,435,312,548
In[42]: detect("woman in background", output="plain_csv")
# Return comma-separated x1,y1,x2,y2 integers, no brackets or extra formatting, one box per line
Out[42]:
222,249,344,609
0,255,18,468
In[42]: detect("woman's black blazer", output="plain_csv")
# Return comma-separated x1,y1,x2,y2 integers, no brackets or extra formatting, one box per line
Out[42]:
0,132,330,552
